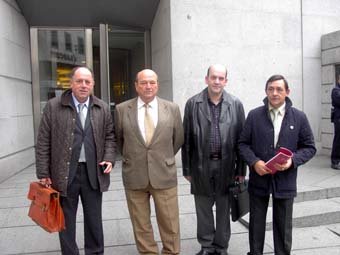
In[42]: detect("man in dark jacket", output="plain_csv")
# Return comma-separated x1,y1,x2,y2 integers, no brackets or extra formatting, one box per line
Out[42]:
182,64,246,255
36,66,116,255
331,74,340,170
238,74,316,255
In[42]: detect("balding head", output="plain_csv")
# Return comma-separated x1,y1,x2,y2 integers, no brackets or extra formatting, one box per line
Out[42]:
207,64,228,79
205,64,228,99
135,69,158,83
135,69,159,103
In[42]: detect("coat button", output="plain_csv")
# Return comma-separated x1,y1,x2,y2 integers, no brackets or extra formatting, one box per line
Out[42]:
65,176,68,180
69,147,72,150
67,162,70,165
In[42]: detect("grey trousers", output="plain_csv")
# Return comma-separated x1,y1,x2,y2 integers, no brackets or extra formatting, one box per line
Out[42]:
194,160,231,253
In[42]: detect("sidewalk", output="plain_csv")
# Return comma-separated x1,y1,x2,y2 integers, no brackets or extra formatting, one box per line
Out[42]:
0,155,340,254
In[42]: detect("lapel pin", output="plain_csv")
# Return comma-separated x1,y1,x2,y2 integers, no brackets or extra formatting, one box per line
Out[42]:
290,125,294,130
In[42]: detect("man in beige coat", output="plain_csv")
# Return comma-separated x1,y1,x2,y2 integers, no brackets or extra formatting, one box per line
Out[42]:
115,69,184,255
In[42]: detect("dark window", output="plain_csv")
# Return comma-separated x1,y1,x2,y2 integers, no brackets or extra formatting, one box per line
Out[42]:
65,32,72,51
51,31,58,49
77,37,84,55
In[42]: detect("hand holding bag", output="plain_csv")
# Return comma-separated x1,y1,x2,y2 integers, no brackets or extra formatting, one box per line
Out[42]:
229,180,249,222
27,181,65,233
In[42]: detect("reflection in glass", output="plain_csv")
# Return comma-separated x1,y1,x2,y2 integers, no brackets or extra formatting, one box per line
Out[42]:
37,30,85,112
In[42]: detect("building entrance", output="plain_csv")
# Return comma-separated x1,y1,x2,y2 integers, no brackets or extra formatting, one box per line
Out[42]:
30,25,150,138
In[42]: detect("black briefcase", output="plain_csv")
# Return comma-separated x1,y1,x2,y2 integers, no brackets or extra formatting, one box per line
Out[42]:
229,180,249,222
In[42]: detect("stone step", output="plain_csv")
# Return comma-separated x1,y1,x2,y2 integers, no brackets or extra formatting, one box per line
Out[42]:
240,197,340,230
293,186,340,203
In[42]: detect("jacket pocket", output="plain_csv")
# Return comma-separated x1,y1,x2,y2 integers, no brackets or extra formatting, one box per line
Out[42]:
165,157,175,166
122,157,129,165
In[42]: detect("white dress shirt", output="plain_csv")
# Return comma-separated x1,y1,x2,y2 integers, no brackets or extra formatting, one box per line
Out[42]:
72,94,89,118
137,97,158,142
269,102,286,147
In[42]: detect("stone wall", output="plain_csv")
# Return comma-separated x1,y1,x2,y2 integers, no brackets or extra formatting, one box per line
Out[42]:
0,0,34,182
302,0,340,153
168,0,340,154
151,0,173,101
321,30,340,154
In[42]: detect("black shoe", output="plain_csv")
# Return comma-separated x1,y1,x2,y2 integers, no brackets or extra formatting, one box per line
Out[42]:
215,251,228,255
331,163,340,170
196,249,215,255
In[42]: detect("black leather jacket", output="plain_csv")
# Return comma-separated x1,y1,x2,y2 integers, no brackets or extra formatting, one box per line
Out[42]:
182,88,246,195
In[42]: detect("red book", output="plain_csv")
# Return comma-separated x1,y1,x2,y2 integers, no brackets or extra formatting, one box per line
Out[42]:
265,147,293,174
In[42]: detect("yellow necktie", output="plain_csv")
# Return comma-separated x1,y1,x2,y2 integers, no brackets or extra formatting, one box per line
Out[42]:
144,104,155,145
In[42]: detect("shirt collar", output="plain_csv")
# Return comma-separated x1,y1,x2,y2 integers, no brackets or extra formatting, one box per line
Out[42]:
269,102,286,115
207,93,223,106
72,93,89,109
137,97,157,109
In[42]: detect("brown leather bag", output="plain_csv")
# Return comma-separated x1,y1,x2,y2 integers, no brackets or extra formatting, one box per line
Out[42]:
27,181,65,233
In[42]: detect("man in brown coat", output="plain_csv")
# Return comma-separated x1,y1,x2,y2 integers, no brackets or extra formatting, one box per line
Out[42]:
36,66,116,255
115,69,184,255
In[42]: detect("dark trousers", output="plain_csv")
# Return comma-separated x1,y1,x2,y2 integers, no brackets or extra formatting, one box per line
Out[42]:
59,163,103,255
248,194,293,255
331,120,340,164
194,160,231,253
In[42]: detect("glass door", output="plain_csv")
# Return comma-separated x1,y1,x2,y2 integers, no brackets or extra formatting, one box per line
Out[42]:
95,24,150,113
31,28,92,140
30,25,150,139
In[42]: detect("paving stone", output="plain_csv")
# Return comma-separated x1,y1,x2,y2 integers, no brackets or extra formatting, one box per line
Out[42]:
1,156,340,254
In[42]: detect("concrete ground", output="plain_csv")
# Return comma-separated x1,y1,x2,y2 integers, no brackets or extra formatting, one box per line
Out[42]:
1,155,340,254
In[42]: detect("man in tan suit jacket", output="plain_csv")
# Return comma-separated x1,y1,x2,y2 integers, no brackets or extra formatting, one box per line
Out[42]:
115,69,184,255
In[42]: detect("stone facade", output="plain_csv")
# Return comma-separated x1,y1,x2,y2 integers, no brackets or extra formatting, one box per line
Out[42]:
164,0,340,155
321,30,340,154
1,0,340,181
0,0,34,182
